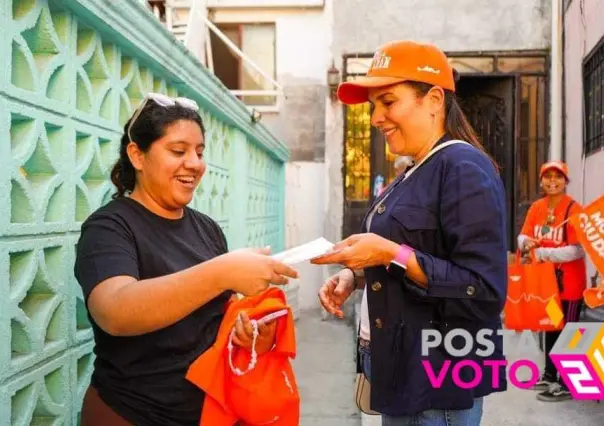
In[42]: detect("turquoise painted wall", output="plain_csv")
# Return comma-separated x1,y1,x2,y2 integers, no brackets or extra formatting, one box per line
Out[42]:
0,0,289,424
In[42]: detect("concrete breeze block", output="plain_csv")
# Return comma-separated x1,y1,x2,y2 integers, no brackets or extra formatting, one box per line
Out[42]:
1,0,288,423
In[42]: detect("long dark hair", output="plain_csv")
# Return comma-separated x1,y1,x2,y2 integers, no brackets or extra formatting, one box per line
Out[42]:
110,99,205,198
406,79,499,170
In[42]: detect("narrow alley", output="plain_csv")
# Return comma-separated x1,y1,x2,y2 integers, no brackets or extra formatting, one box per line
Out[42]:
292,306,361,426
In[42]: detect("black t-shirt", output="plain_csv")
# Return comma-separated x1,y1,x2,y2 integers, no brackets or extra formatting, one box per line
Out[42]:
74,197,232,426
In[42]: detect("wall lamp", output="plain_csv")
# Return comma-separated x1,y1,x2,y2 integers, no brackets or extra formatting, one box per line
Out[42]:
251,108,262,124
327,61,341,101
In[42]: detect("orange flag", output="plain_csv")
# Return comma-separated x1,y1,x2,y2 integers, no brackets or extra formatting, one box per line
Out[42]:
569,194,604,277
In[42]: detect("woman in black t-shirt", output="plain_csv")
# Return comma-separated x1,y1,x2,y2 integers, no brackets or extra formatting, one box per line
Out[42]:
75,93,298,426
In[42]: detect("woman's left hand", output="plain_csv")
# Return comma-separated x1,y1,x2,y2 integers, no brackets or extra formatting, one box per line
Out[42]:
232,311,277,355
311,233,399,270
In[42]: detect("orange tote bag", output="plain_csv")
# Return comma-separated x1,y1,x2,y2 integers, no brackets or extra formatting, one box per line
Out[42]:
504,251,565,332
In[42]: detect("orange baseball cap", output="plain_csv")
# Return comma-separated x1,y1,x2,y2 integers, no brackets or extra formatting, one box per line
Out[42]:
337,40,456,105
539,161,569,180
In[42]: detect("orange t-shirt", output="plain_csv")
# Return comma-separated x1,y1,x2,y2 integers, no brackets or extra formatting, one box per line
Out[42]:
520,194,587,300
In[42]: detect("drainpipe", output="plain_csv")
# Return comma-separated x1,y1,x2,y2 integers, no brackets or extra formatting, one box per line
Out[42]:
550,0,563,161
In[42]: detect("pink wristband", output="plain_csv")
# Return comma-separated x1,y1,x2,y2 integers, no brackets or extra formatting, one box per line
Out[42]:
389,244,414,270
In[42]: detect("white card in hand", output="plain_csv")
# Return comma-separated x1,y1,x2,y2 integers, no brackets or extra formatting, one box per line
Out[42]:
271,238,335,265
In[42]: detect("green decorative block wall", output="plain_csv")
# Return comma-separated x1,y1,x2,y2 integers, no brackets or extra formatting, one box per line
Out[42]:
0,0,289,424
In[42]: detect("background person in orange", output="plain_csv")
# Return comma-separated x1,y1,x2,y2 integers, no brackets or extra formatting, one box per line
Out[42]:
517,160,586,402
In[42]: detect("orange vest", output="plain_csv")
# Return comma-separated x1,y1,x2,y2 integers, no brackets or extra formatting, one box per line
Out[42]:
186,288,300,426
520,194,587,300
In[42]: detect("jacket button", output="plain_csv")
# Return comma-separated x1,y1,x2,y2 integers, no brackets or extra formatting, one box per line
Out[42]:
466,286,476,296
375,318,383,329
377,204,386,214
371,281,382,291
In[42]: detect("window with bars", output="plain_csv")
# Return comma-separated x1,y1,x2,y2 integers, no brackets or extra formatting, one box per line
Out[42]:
584,38,604,155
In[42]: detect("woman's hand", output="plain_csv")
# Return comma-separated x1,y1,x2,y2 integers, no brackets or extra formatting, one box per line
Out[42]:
522,237,541,252
232,311,277,355
318,268,356,318
310,233,399,270
211,247,299,296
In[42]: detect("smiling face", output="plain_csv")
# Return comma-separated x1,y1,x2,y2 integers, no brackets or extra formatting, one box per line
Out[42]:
368,82,446,158
128,119,205,215
540,169,567,196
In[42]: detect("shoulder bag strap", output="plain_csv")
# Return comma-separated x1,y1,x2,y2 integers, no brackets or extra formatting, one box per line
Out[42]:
562,200,575,244
362,140,472,232
402,140,471,182
554,200,576,279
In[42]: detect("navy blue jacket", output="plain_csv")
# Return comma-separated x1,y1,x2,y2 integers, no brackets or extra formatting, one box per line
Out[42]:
360,135,508,416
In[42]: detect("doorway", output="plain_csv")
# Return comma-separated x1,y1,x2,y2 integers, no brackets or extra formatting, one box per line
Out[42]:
456,76,516,249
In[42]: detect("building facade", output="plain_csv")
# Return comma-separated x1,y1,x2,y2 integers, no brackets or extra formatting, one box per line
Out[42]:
153,0,556,253
325,0,553,251
155,0,330,162
165,0,556,301
564,0,604,279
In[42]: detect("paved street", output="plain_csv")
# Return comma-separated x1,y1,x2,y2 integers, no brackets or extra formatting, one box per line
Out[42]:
292,301,361,426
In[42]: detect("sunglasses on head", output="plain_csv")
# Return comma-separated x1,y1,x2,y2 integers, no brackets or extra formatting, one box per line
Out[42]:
127,92,200,142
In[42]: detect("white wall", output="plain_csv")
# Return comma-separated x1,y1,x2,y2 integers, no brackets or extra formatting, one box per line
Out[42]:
331,0,551,55
284,162,327,313
212,6,331,160
208,0,323,7
276,12,329,82
564,0,604,281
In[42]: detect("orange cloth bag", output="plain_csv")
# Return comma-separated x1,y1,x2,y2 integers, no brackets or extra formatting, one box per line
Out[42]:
504,251,564,331
584,287,604,309
186,287,300,426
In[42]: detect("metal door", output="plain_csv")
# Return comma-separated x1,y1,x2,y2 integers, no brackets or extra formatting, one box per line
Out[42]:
457,76,516,249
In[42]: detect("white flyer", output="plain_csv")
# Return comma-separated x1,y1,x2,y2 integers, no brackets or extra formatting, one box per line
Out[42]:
271,237,335,265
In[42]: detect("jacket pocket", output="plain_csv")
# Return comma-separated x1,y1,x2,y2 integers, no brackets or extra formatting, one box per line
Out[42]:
390,205,439,252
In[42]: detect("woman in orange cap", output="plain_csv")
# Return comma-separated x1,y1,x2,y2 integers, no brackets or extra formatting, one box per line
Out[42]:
517,160,586,402
312,40,507,425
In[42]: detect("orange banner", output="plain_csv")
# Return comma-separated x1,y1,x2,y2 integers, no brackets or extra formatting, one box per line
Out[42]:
569,194,604,276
